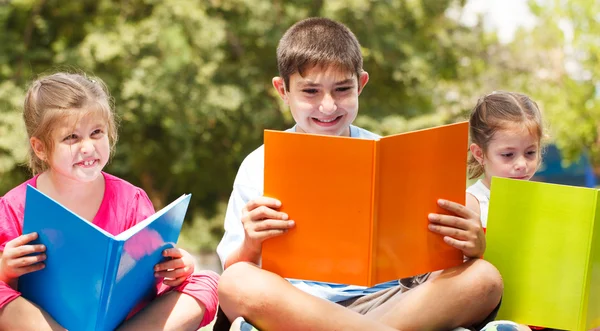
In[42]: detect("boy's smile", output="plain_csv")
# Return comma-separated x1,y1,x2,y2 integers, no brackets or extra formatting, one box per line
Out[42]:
273,65,369,137
311,114,343,126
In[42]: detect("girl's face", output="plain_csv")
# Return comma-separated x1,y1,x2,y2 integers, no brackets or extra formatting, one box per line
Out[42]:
475,125,541,188
42,112,110,183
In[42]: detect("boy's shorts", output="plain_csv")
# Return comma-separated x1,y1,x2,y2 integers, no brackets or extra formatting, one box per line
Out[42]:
338,282,501,331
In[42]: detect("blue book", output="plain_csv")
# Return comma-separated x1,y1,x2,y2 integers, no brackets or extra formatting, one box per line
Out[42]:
18,185,192,331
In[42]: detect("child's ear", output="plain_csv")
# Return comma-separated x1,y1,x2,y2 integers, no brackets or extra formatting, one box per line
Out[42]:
470,143,485,165
357,71,369,95
272,77,288,105
30,137,47,162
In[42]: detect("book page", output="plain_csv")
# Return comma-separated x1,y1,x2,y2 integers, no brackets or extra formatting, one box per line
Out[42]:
262,130,377,286
104,194,191,330
374,122,466,284
19,186,111,330
584,191,600,330
486,178,596,329
115,194,190,241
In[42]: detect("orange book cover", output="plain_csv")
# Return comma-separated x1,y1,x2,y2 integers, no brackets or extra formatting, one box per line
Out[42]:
262,122,468,286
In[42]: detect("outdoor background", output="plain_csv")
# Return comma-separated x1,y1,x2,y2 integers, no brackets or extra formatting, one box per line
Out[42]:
0,0,598,271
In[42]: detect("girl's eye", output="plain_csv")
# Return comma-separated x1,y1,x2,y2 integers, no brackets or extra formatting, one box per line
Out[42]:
63,134,77,141
303,89,318,94
501,153,514,158
92,129,104,136
527,150,537,156
336,86,352,92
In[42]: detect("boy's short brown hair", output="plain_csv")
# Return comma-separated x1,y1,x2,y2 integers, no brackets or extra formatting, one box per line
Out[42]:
277,17,363,91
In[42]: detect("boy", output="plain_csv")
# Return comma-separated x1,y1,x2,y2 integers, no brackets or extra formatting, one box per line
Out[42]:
216,17,503,331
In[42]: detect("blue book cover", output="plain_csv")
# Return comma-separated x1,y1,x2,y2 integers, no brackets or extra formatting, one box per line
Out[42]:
18,185,192,331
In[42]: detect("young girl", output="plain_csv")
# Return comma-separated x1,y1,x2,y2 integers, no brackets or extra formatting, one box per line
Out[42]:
466,91,544,231
467,91,544,331
0,72,219,330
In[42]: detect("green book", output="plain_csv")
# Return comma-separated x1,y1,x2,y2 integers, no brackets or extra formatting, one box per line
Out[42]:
485,177,600,330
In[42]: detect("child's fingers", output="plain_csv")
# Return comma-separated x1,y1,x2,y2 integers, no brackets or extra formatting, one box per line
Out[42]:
8,254,46,269
253,219,295,232
11,244,45,259
15,262,45,276
155,266,191,279
428,213,469,231
443,236,475,252
247,205,288,223
5,233,38,249
162,275,187,287
244,197,282,214
154,257,185,272
162,248,183,259
437,199,475,219
255,229,289,241
428,223,469,240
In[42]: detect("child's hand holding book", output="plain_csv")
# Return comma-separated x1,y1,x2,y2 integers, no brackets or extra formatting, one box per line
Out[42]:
428,199,485,259
241,197,295,253
0,232,46,286
154,247,196,287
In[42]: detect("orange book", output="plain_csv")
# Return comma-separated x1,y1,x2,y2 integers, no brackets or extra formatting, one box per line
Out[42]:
262,122,468,286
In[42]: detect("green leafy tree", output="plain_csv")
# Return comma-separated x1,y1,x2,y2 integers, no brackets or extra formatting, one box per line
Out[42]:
5,0,593,251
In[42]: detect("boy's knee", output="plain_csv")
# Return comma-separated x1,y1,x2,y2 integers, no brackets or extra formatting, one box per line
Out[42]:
218,262,253,300
218,262,269,316
466,259,503,305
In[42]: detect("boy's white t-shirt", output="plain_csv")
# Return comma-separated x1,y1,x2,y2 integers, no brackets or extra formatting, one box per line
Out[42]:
466,179,490,228
216,125,398,302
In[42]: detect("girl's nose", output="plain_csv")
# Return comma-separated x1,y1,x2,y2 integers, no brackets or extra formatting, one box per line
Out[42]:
514,157,527,171
80,139,95,155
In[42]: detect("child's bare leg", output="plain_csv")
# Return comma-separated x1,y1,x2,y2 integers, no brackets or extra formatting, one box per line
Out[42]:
0,296,66,331
218,262,396,331
366,258,503,330
118,291,206,331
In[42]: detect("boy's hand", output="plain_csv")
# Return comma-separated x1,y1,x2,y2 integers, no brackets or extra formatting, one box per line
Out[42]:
241,197,295,253
427,199,485,258
154,247,195,287
0,232,46,284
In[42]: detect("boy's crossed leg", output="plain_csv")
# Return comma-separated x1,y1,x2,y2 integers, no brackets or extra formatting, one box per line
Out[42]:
219,258,502,331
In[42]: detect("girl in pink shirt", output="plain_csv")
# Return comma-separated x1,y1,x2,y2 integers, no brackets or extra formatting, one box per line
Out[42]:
0,72,218,330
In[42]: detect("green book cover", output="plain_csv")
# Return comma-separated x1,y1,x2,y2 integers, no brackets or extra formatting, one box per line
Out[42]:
485,177,600,331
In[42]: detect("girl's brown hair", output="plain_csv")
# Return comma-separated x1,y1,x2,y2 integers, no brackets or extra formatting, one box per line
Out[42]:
468,91,544,179
23,72,118,175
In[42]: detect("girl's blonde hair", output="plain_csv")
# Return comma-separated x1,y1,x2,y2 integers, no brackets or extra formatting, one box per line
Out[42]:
23,72,118,175
468,91,544,179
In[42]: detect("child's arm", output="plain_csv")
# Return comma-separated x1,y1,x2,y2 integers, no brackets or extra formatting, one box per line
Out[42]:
0,232,46,288
465,192,481,216
428,199,486,258
223,196,294,269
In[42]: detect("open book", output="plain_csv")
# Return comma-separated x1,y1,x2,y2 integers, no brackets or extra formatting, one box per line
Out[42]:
18,186,191,331
485,177,600,331
262,122,468,286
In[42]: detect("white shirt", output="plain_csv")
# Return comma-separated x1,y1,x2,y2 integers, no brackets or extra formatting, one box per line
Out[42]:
466,179,490,228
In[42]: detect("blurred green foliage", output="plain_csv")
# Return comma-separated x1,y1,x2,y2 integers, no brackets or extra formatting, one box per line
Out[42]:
0,0,597,252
